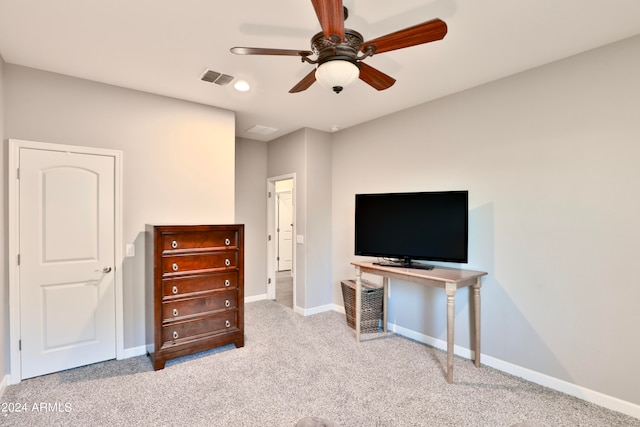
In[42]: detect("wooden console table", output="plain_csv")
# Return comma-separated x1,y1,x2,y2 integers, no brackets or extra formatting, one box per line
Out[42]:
351,262,487,383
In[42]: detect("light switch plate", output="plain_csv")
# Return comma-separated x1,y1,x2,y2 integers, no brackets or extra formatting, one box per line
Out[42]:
296,235,304,244
125,244,135,257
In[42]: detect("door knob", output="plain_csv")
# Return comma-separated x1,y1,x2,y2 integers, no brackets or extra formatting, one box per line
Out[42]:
96,266,112,273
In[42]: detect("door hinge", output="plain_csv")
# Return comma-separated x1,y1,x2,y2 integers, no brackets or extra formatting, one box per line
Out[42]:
19,340,21,351
17,254,20,266
268,191,272,198
268,235,272,241
16,168,20,179
268,278,272,284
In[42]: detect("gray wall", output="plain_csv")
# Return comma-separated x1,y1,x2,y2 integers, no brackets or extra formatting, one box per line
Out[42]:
332,35,640,405
3,65,236,359
268,129,307,307
304,129,332,308
267,128,332,310
235,137,268,298
0,54,6,385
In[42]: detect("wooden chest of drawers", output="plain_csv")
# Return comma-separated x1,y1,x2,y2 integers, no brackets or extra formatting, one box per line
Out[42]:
145,224,244,370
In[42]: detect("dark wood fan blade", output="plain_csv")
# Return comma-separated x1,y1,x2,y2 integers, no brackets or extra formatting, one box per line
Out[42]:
231,47,313,57
358,62,396,91
289,69,317,93
360,18,447,55
311,0,345,42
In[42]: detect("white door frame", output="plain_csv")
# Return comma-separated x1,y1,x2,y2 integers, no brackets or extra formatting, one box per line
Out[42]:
8,139,124,384
267,174,296,305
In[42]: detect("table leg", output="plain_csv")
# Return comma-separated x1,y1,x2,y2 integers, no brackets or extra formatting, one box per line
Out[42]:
445,282,457,384
382,277,389,332
473,278,481,368
355,266,362,342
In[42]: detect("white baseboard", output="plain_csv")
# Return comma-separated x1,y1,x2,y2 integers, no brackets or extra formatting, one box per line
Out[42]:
332,303,346,315
244,297,339,317
245,294,267,303
119,345,147,359
481,353,640,420
296,303,334,316
245,297,340,316
385,320,640,420
0,374,7,397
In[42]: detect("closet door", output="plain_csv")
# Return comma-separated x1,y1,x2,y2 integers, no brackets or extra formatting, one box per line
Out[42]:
19,147,116,379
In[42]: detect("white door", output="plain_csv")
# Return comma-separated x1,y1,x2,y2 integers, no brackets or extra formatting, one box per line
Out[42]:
277,191,293,271
19,147,116,379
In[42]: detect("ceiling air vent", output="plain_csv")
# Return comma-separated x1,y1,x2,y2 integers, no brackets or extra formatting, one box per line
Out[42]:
246,125,278,136
201,69,234,86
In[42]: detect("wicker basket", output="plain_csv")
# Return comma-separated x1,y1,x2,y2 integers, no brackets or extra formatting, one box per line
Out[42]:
341,279,383,333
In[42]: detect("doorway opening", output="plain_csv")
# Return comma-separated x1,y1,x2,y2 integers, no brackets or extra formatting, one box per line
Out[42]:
267,175,295,309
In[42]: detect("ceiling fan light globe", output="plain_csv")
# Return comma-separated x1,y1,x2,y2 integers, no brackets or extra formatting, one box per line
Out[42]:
315,60,359,93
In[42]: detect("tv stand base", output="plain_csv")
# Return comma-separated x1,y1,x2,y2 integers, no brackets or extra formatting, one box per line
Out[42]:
373,260,435,270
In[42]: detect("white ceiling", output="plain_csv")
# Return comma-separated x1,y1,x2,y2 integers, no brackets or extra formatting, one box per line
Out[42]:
1,0,640,142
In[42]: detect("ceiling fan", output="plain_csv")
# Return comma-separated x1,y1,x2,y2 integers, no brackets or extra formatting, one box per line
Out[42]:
230,0,447,94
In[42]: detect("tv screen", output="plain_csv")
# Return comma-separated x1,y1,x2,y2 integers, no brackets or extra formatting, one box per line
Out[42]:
354,191,468,268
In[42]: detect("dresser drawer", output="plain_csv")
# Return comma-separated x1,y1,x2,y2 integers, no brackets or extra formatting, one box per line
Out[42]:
161,312,239,347
162,272,238,298
162,290,238,322
162,251,238,276
161,230,238,252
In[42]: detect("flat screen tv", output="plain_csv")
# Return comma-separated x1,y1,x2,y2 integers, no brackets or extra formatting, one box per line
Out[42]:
354,191,468,269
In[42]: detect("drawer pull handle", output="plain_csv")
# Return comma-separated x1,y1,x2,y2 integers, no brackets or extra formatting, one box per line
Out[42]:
173,331,179,340
172,308,179,317
172,263,179,271
172,286,179,295
171,240,178,249
225,238,231,246
224,279,231,287
225,299,231,308
225,259,231,267
225,320,231,328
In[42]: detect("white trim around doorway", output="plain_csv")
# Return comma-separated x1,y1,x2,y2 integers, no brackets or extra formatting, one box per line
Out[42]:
267,173,296,309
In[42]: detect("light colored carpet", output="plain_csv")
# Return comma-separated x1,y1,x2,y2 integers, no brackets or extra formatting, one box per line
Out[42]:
1,300,637,426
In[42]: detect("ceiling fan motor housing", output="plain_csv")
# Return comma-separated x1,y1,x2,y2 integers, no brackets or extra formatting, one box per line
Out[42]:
312,29,363,65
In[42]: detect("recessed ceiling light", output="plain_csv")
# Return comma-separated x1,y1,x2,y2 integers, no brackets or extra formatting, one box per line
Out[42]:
234,80,251,92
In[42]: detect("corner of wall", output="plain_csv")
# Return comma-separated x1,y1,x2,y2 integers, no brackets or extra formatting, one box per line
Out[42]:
0,52,8,390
